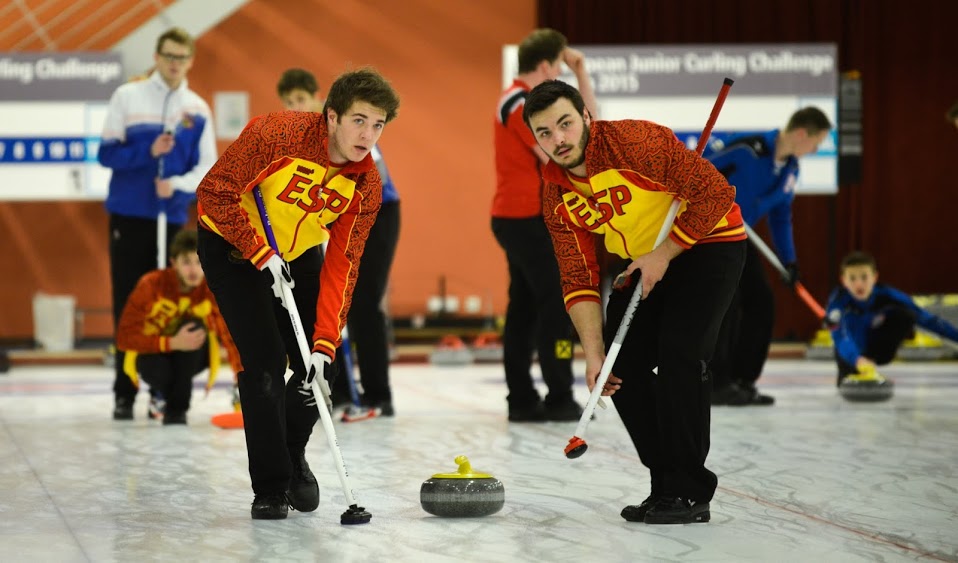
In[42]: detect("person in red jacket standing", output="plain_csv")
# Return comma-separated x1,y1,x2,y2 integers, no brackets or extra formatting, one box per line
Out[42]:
492,29,597,422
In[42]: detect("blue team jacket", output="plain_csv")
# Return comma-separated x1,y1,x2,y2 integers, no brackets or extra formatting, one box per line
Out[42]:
825,284,958,365
371,145,399,204
98,72,216,225
705,129,799,264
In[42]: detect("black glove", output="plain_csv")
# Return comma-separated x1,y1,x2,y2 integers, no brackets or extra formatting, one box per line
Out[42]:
782,262,800,287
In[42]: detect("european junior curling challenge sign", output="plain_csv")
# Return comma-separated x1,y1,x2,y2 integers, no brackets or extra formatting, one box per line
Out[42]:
502,43,839,194
0,52,123,200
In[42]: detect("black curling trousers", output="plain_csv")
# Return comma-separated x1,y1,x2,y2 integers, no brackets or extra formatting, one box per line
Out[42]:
136,343,207,415
109,214,182,400
346,200,400,404
492,216,575,407
609,240,745,502
711,244,774,391
198,229,336,496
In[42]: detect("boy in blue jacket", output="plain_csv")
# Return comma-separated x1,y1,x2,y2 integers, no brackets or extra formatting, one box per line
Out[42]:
826,251,958,384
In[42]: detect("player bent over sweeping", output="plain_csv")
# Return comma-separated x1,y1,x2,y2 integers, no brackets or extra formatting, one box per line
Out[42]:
523,80,746,524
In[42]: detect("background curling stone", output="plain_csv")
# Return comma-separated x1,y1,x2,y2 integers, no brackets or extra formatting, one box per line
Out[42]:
897,331,951,361
471,331,504,363
805,329,835,360
838,366,894,402
429,335,474,366
420,455,504,517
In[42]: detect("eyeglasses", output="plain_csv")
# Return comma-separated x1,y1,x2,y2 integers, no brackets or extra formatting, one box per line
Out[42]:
158,52,192,63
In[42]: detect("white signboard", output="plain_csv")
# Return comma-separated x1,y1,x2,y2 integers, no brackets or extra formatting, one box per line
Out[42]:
0,52,123,200
503,44,838,194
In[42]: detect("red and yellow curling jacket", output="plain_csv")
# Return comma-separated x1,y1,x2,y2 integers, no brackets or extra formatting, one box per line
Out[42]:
196,111,381,359
541,119,746,311
116,268,241,391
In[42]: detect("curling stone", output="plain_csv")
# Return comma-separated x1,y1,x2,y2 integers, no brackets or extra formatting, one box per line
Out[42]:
420,455,504,517
838,366,894,402
805,329,836,360
471,331,504,363
898,331,951,361
429,335,474,366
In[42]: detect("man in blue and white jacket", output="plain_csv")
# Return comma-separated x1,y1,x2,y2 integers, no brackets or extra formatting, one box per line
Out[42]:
706,107,831,406
99,27,216,420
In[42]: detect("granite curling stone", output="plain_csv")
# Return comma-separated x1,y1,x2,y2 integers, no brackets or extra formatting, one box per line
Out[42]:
838,366,894,402
420,455,504,517
429,335,475,366
471,331,504,363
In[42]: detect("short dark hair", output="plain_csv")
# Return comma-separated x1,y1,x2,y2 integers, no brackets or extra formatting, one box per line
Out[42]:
517,29,567,74
946,100,958,123
322,67,400,123
169,229,198,259
786,107,832,135
840,251,877,273
277,68,319,97
522,79,585,127
155,27,194,55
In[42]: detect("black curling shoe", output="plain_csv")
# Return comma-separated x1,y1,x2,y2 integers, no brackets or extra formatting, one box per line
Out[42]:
620,495,657,522
544,399,584,422
112,397,134,420
251,492,289,520
643,497,710,524
287,452,319,512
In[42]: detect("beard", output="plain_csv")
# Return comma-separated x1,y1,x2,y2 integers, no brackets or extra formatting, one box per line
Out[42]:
556,122,590,170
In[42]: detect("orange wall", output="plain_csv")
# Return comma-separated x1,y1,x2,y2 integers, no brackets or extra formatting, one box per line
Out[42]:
0,202,115,340
0,0,535,339
188,0,536,318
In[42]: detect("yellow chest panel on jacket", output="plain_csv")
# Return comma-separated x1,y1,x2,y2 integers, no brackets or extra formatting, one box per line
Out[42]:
146,296,212,336
561,169,686,258
240,158,358,260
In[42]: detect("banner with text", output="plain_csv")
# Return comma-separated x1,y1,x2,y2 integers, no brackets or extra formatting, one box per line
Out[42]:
502,44,838,194
0,52,123,200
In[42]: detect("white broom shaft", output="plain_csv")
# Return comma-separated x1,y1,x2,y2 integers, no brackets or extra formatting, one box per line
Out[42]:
280,283,333,405
312,379,359,505
157,138,166,269
279,255,359,506
156,210,167,269
742,223,787,275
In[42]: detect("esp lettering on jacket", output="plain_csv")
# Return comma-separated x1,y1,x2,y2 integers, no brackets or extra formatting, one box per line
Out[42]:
146,297,212,336
562,185,632,230
276,165,350,214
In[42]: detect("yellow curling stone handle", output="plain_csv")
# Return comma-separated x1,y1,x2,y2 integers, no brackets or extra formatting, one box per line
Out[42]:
431,455,494,479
